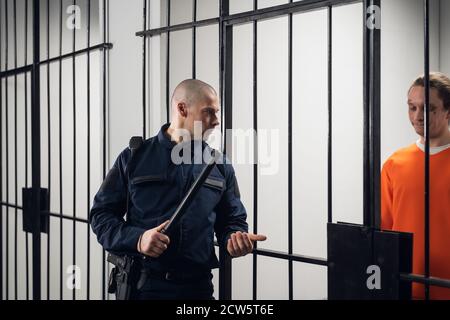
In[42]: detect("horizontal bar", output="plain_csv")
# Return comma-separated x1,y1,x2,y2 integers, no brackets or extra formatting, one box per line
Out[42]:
42,42,112,65
254,248,328,266
45,212,88,224
0,203,89,223
0,65,32,78
224,0,360,26
136,17,219,37
0,43,113,78
400,273,450,289
213,241,327,265
0,202,22,210
136,0,360,38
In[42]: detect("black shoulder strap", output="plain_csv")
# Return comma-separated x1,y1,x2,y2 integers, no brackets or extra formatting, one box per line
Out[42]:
129,136,144,158
125,136,144,219
124,136,144,180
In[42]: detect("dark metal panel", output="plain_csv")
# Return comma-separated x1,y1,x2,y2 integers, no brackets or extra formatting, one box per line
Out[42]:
328,222,412,300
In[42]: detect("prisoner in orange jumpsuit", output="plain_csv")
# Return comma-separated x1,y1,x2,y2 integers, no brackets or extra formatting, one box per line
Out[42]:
381,72,450,300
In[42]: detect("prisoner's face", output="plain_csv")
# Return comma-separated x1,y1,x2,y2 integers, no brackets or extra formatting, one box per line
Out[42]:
185,92,220,140
408,86,450,138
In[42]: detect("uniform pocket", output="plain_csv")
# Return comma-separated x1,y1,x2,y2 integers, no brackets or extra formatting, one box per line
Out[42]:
130,172,171,219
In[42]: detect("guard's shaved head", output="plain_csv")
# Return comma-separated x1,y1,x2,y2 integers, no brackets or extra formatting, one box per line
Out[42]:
166,79,220,142
171,79,217,112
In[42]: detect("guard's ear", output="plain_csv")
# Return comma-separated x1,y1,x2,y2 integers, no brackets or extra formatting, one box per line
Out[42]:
177,102,188,118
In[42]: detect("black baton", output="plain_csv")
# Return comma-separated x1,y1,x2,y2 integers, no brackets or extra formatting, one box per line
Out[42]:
160,150,220,236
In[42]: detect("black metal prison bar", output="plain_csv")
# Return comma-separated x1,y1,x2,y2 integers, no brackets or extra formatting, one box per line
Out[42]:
0,0,112,300
422,0,431,300
0,0,3,302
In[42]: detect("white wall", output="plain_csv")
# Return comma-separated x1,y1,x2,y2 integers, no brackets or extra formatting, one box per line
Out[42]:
441,0,450,76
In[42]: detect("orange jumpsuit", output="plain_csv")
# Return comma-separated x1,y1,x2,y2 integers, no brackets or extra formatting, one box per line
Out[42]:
381,143,450,299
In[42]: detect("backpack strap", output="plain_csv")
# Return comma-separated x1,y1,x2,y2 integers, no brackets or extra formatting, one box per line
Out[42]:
125,136,144,218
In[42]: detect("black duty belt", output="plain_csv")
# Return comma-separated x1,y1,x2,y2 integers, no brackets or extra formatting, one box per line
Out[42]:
136,266,211,289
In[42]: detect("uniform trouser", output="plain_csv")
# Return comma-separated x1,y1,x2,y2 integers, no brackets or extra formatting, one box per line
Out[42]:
132,272,215,300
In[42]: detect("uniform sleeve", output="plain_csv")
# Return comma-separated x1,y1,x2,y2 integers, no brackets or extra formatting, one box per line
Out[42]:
89,148,147,253
214,163,249,251
381,160,394,230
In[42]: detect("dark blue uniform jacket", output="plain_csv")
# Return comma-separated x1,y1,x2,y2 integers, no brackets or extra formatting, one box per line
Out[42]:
90,123,248,272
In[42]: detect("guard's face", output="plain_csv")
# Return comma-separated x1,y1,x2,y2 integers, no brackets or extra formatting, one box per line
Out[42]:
408,86,450,139
186,93,220,140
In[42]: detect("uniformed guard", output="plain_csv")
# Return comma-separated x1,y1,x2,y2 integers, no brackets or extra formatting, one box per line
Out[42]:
90,79,266,300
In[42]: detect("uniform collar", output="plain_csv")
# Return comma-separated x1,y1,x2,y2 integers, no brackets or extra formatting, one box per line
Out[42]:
157,123,212,156
158,123,177,150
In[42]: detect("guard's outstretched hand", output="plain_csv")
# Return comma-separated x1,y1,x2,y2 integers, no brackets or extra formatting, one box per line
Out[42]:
227,231,267,257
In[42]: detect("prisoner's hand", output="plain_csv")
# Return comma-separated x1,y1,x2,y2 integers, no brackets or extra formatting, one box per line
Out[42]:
227,231,267,257
138,220,171,258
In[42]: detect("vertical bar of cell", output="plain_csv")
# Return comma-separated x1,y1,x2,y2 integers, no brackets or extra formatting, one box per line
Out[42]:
166,0,171,122
423,0,430,301
363,0,370,228
287,0,293,301
142,0,147,138
24,0,29,301
252,0,258,301
371,0,381,230
0,0,3,302
46,0,51,300
219,0,225,146
192,0,196,79
86,0,91,301
219,0,232,300
58,0,63,300
363,0,381,229
31,0,42,301
72,0,77,301
13,0,18,300
101,0,107,300
327,6,332,224
5,0,9,301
